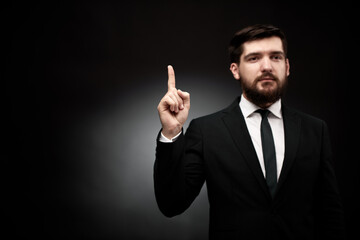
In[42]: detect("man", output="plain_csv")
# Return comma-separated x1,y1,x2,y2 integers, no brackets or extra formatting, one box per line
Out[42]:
154,24,345,239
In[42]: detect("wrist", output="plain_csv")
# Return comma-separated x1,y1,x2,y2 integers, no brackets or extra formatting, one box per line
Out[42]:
161,127,182,139
159,130,182,143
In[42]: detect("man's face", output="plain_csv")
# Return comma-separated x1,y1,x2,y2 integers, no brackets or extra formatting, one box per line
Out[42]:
230,36,290,108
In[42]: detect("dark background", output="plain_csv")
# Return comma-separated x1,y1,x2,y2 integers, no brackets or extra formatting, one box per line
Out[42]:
2,1,358,239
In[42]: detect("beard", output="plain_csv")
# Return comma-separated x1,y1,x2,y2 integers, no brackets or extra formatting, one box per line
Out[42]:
241,72,288,108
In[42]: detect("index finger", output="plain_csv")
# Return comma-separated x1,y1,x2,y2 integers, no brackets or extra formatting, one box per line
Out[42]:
167,65,176,90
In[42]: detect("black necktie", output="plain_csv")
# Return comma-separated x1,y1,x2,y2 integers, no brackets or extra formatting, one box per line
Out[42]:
256,109,277,198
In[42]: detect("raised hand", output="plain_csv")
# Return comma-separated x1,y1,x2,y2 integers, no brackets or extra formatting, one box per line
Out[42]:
157,65,190,139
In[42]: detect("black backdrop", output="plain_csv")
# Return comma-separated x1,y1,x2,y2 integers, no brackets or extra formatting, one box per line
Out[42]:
3,1,358,239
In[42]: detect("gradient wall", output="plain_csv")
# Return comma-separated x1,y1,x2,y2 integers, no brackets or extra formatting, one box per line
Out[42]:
3,1,357,239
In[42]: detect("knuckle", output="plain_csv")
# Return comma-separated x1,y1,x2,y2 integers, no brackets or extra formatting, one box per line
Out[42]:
171,88,178,95
167,92,175,98
167,95,174,101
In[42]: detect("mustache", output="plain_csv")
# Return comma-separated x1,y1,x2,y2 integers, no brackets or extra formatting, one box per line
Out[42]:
255,72,279,82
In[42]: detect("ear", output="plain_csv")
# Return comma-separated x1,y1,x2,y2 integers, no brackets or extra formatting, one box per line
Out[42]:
286,58,290,77
230,63,241,80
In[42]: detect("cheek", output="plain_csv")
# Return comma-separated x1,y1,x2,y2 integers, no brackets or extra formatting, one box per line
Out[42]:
278,63,288,75
239,64,258,79
239,73,255,87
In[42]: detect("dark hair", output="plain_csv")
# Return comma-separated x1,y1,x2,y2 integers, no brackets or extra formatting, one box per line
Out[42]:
229,24,288,64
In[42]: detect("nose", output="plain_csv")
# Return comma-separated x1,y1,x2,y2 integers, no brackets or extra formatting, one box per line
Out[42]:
260,57,273,72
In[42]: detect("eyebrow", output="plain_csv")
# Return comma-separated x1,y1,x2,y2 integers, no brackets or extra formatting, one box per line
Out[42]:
244,51,285,59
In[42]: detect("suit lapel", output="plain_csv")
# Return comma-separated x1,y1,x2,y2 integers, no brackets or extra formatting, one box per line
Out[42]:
275,105,301,196
221,97,272,200
221,99,302,201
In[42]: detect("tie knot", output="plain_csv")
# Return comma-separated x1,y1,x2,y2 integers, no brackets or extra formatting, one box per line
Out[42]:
256,109,270,118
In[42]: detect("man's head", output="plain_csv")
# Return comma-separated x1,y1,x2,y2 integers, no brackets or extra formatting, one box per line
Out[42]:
229,24,290,108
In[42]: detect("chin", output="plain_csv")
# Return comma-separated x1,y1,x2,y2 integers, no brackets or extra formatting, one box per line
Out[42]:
257,85,277,93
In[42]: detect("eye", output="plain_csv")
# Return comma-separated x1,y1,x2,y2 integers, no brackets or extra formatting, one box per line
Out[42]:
247,56,259,62
271,55,283,61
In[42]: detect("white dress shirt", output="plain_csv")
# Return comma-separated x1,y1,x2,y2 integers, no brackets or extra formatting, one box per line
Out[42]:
159,94,285,180
239,94,285,180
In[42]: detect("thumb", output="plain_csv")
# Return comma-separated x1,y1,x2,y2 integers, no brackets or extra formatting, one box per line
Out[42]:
177,89,190,108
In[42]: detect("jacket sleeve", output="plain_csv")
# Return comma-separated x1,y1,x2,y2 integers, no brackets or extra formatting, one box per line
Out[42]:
314,121,346,239
154,119,206,217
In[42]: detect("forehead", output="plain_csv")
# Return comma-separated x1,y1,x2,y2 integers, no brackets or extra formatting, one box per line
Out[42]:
242,36,284,56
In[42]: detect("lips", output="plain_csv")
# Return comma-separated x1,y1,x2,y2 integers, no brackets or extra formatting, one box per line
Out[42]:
260,77,275,81
257,73,277,82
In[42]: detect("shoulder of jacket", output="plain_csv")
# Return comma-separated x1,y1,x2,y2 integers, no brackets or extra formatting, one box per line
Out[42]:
191,96,241,124
283,104,326,126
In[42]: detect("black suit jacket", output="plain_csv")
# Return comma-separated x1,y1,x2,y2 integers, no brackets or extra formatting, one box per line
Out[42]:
154,97,345,239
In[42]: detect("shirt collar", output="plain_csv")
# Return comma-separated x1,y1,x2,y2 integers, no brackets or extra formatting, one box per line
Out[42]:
239,94,282,119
